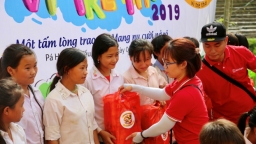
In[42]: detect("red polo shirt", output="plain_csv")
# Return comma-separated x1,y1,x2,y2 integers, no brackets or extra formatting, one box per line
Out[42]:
197,45,256,124
165,76,208,144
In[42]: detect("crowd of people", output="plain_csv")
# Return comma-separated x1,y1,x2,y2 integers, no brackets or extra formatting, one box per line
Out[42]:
0,21,255,144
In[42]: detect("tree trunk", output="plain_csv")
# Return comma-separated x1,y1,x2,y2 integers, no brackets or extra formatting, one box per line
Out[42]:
223,0,232,31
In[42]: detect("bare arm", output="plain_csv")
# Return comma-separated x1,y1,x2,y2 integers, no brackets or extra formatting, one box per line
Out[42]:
93,129,100,144
46,140,59,144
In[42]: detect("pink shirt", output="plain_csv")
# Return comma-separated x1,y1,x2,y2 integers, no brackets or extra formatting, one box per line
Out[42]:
123,65,167,105
17,88,44,144
84,65,124,130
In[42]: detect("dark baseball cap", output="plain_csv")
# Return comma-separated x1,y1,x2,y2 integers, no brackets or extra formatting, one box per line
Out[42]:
201,22,226,42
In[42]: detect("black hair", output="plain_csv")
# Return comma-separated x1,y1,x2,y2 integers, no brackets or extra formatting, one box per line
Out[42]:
237,106,256,135
0,44,43,120
151,34,172,59
163,38,201,78
0,44,34,79
183,36,200,48
129,39,153,62
0,78,23,144
235,33,249,48
226,33,239,46
49,48,87,92
92,33,119,68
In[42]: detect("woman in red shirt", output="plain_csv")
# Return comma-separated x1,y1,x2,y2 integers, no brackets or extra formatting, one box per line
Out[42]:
120,38,209,144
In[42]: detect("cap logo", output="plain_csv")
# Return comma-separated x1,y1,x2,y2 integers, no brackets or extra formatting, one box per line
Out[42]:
207,38,215,41
206,25,217,36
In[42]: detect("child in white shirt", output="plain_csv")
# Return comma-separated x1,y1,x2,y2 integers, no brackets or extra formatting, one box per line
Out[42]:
43,48,100,144
84,33,124,144
0,78,26,144
0,44,44,144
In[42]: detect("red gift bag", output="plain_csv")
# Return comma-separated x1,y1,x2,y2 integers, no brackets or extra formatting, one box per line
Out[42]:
141,102,170,144
103,91,141,144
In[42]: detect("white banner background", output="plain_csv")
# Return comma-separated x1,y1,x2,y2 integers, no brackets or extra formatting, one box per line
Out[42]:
0,0,216,97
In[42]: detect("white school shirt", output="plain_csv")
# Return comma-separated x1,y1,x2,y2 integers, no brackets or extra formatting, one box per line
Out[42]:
0,123,27,144
84,65,124,130
43,81,98,144
123,65,167,105
17,87,44,144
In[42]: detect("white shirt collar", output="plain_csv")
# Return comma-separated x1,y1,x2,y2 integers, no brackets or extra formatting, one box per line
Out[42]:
91,65,120,79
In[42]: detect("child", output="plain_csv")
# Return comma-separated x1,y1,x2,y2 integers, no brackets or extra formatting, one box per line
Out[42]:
0,78,26,144
200,119,245,144
123,38,167,105
120,38,208,144
43,48,99,144
0,44,44,144
238,107,256,144
151,34,173,83
84,33,124,144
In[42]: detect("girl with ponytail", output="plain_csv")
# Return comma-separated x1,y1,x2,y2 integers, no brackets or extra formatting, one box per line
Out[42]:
238,107,256,144
43,48,100,144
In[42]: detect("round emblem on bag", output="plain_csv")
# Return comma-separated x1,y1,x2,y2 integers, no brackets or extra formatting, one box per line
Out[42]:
120,111,135,129
185,0,212,9
161,132,168,141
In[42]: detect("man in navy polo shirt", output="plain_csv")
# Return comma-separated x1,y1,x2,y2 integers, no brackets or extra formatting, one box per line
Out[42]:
197,22,256,124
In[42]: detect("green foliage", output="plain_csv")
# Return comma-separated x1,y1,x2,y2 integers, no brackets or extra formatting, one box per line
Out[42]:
248,38,256,55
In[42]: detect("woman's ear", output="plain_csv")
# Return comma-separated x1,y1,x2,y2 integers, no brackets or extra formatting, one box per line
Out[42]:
7,66,14,77
130,57,133,62
3,106,10,116
153,52,160,57
180,61,187,69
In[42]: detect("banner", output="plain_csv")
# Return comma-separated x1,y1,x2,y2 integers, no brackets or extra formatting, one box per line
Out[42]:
0,0,216,97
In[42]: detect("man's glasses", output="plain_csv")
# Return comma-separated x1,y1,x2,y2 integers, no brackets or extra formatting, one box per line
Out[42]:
162,58,177,68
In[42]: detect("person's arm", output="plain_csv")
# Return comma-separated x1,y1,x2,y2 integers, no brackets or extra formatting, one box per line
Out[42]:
126,113,176,143
122,84,170,101
93,129,100,144
46,140,59,144
99,130,116,144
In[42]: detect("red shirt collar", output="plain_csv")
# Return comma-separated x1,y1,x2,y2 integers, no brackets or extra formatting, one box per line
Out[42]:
204,46,230,66
167,76,191,95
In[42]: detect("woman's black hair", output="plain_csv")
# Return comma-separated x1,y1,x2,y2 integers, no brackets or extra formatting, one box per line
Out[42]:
163,38,201,78
49,48,87,92
183,36,200,48
92,33,118,68
151,34,172,59
235,33,249,48
128,39,153,62
0,44,34,79
237,106,256,135
226,33,239,46
0,78,23,144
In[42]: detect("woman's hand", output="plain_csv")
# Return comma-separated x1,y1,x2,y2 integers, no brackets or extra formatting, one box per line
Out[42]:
126,132,143,143
99,130,116,144
119,85,132,94
159,101,166,107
